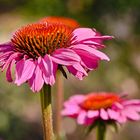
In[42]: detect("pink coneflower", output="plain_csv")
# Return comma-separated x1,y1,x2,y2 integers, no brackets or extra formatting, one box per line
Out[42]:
62,93,140,125
0,22,113,92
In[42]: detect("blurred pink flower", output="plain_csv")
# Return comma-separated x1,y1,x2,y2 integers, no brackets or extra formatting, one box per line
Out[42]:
0,22,113,92
62,93,140,125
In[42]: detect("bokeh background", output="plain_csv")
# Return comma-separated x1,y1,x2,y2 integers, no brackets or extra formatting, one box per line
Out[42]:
0,0,140,140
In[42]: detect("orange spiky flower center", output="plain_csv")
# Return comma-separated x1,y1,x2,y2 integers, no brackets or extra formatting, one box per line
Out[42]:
81,94,120,110
11,23,73,59
40,16,80,29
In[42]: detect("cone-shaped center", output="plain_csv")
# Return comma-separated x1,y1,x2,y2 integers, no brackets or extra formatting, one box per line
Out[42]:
11,23,73,58
81,94,120,110
40,16,80,29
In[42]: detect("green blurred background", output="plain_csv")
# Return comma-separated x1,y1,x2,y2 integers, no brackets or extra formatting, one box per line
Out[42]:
0,0,140,140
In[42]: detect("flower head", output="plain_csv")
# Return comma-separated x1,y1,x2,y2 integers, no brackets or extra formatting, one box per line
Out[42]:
39,16,80,29
11,23,73,57
62,93,140,125
0,20,113,92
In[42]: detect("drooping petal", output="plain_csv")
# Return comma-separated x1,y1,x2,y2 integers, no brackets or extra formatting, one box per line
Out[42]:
6,59,15,82
61,105,80,116
72,28,96,42
73,49,99,70
87,110,99,118
77,111,87,125
15,59,36,85
117,113,127,123
129,106,140,112
71,28,113,49
67,63,87,80
2,52,19,71
0,51,13,60
100,109,108,120
122,108,140,120
122,100,140,106
77,36,113,48
107,109,119,120
39,55,57,85
73,45,110,61
52,48,81,66
28,63,44,92
113,102,124,110
0,43,13,52
84,117,95,125
69,95,85,104
64,95,85,107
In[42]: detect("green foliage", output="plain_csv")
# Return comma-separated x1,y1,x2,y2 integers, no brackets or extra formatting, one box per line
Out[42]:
23,0,67,16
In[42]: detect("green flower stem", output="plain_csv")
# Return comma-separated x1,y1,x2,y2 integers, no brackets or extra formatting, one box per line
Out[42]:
55,72,64,140
40,84,54,140
97,120,106,140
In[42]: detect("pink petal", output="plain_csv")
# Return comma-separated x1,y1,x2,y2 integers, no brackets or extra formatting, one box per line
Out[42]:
0,43,12,52
28,64,44,92
77,111,87,125
52,48,81,66
131,106,140,112
39,55,57,85
69,95,85,103
122,100,140,106
73,63,87,75
67,66,84,80
73,48,99,70
15,59,36,85
67,63,87,80
0,51,13,60
122,108,140,121
117,114,127,123
6,59,15,82
61,105,80,116
113,102,124,110
84,35,114,40
71,28,113,49
100,109,108,120
84,118,95,125
87,110,99,118
72,28,96,42
107,109,119,120
78,36,113,46
63,95,85,106
73,45,110,61
120,104,140,112
2,52,19,71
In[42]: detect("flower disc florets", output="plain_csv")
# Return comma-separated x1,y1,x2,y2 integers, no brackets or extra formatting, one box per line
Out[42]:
11,23,73,58
81,94,120,110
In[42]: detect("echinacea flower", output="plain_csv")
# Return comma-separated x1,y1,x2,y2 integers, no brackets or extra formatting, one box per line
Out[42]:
0,22,113,92
39,16,80,29
62,93,140,125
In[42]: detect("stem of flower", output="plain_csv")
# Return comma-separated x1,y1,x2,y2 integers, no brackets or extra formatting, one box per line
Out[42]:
40,84,54,140
97,120,106,140
55,71,64,140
